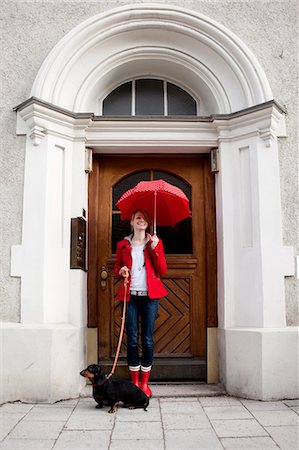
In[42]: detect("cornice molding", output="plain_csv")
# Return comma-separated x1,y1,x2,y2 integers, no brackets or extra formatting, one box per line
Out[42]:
14,96,286,120
15,97,285,148
16,98,93,144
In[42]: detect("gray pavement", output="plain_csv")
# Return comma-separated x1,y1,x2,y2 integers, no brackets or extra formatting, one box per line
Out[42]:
1,384,298,450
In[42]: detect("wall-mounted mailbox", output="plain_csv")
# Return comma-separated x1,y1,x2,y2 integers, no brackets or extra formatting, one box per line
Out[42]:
70,217,86,270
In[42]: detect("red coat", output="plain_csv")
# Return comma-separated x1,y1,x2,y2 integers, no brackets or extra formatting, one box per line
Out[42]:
114,238,168,301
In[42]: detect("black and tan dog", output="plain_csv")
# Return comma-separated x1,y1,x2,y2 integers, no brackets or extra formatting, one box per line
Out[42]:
80,364,149,413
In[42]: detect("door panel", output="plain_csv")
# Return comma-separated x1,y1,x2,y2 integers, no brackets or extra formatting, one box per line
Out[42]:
88,155,217,380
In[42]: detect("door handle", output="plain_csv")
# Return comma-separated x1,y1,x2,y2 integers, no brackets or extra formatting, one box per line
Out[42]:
100,267,108,290
101,269,108,280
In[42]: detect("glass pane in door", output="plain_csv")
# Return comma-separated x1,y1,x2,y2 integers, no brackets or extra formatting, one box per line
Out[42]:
112,170,192,254
154,171,192,254
112,171,150,252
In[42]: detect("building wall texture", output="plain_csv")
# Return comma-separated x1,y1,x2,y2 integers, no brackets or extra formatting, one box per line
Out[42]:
1,0,298,324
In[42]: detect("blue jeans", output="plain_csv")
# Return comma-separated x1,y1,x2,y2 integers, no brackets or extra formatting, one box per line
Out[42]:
124,295,159,368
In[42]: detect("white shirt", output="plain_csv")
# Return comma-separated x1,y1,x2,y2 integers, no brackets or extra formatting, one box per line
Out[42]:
130,244,147,291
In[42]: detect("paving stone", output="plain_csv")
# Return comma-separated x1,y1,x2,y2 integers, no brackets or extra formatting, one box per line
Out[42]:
7,420,65,440
282,399,299,407
0,439,55,450
116,406,160,421
289,406,299,414
47,399,79,408
250,409,299,426
199,396,242,407
160,400,203,414
159,396,200,402
110,439,164,449
162,412,211,429
204,406,253,420
0,403,33,413
23,405,73,421
146,398,159,408
220,436,279,449
74,398,97,410
266,425,299,450
211,419,267,438
165,428,222,449
0,415,26,440
112,421,163,440
241,399,290,411
68,405,110,416
53,430,111,450
65,409,115,430
77,397,94,402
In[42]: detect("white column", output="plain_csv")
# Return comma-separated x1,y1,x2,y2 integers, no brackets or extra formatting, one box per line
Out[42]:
6,101,91,403
214,104,297,400
11,133,49,323
215,105,294,329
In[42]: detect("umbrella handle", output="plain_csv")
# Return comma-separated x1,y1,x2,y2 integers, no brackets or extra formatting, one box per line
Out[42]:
154,191,157,235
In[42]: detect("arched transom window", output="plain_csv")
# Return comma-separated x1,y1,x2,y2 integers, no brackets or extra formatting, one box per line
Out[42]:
102,79,198,116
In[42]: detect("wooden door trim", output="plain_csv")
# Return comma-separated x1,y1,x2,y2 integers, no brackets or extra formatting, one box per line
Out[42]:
204,157,218,327
87,158,99,328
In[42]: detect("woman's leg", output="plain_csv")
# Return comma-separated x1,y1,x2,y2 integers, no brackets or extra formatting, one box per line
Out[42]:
140,298,159,368
139,298,159,397
125,296,140,368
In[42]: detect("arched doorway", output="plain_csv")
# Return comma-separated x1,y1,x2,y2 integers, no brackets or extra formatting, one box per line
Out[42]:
88,155,217,380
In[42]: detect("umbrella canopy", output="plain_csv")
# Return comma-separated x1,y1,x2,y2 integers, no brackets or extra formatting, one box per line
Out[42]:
116,179,191,233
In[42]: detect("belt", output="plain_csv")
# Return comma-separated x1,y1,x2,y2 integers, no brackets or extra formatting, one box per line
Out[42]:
130,290,148,297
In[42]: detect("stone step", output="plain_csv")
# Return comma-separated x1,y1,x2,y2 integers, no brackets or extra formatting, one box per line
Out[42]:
80,382,226,398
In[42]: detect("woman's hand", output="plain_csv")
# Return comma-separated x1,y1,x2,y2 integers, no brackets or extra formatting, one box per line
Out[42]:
119,266,130,277
150,234,159,249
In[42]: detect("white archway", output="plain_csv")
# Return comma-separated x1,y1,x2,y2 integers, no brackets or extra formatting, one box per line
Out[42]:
31,3,272,114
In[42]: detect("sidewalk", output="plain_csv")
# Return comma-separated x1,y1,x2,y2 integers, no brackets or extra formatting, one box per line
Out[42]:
1,384,298,450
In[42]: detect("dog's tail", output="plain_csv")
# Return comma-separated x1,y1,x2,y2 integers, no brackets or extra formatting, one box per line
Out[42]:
143,395,150,411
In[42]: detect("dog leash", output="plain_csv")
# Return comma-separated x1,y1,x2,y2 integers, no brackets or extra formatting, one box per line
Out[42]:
107,272,129,379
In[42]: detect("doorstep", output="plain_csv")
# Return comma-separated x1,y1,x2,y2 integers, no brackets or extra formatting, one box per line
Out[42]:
99,357,207,380
80,382,226,398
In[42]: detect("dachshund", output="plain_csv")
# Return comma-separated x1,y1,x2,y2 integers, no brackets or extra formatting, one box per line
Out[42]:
80,364,149,413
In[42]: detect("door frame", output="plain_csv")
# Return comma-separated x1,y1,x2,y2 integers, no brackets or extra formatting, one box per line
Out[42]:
87,153,217,380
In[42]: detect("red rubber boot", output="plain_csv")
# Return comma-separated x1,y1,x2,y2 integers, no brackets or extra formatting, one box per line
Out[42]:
140,369,152,397
129,369,140,387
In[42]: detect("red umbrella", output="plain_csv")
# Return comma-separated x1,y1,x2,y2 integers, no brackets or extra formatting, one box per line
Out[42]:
116,179,191,234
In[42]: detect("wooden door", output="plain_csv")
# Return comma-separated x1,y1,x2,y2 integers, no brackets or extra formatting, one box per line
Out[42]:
88,155,217,380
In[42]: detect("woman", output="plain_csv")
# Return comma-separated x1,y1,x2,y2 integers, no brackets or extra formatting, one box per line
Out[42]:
114,209,167,397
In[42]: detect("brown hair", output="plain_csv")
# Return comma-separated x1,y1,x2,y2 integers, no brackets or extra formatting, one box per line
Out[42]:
130,209,150,232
